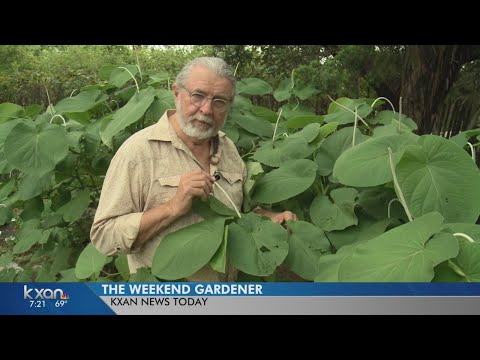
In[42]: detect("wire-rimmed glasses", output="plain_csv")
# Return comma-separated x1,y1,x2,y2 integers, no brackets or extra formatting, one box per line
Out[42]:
182,87,231,112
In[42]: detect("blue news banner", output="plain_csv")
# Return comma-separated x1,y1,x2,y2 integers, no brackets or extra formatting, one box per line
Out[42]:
1,283,480,315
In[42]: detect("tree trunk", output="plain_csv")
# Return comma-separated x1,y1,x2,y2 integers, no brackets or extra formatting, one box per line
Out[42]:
400,46,469,135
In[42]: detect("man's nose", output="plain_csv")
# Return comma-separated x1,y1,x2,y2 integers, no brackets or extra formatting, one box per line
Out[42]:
199,98,213,115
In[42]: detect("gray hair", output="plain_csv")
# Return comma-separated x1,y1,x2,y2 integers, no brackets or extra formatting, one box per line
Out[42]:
175,57,236,97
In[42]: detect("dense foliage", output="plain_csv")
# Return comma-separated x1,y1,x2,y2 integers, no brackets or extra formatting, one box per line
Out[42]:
1,59,480,282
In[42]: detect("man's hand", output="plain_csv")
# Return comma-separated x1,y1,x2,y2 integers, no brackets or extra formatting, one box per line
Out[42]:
168,169,215,217
254,207,299,224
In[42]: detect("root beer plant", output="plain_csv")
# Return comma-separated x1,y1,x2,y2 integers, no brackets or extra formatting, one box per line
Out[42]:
0,69,479,282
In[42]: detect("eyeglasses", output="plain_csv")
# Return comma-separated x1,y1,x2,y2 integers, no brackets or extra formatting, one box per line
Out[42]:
182,87,231,112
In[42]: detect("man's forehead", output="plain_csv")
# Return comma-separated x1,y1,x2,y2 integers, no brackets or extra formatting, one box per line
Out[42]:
186,66,232,90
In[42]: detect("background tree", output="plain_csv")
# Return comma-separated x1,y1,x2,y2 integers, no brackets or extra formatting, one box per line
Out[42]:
401,45,480,135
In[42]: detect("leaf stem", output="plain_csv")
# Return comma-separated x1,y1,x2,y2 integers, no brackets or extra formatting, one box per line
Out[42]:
45,86,54,115
118,66,139,93
352,107,358,147
387,198,401,218
214,182,241,218
398,96,403,131
292,97,300,111
272,108,283,147
327,95,370,128
448,260,467,278
388,147,413,221
467,142,475,162
50,114,67,127
453,232,475,243
370,97,396,113
234,62,240,77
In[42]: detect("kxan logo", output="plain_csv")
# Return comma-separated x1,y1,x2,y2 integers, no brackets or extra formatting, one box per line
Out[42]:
23,285,70,300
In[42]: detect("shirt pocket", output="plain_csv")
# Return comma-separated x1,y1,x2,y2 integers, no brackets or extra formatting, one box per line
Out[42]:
216,170,243,211
148,175,181,208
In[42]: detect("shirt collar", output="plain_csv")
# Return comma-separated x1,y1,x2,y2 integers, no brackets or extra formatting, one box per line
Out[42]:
147,109,226,142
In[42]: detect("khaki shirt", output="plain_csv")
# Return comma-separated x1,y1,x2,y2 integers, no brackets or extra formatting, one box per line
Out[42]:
90,110,246,281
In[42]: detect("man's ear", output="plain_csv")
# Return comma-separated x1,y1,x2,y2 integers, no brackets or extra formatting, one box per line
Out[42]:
172,83,180,100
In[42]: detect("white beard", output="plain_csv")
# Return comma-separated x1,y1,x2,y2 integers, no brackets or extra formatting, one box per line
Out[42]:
176,101,224,140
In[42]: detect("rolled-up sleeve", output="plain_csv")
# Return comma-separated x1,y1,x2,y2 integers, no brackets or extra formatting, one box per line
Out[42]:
90,150,144,256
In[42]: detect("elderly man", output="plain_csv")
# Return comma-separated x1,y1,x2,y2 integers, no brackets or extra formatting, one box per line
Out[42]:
90,57,297,281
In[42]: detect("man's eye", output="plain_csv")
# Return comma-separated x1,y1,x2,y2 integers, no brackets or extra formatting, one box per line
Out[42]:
191,93,205,101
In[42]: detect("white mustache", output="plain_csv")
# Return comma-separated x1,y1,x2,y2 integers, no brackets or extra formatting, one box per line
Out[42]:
188,115,214,125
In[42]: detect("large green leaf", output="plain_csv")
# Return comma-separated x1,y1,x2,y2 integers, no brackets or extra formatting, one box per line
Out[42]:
115,255,130,281
0,178,15,202
0,119,25,174
20,196,44,221
284,115,324,129
222,121,239,143
310,188,359,231
251,106,280,123
274,78,293,102
4,123,69,176
293,83,320,100
447,240,480,282
333,135,417,187
25,104,43,118
281,103,315,119
16,173,53,201
209,225,228,273
372,120,418,139
324,98,373,125
146,72,169,86
236,78,273,96
0,253,13,269
370,110,417,130
108,65,139,88
192,196,236,220
441,223,480,241
50,243,73,276
356,187,401,220
232,112,273,138
75,244,109,279
55,90,107,113
0,103,25,124
289,123,321,143
284,220,330,280
310,122,339,146
13,229,43,254
101,87,156,146
396,135,480,223
252,136,314,167
253,159,317,204
339,212,459,281
129,268,159,282
244,161,264,195
58,268,80,282
433,261,465,282
56,189,91,223
151,216,225,280
315,127,369,176
327,216,393,250
449,128,480,148
228,213,288,276
232,95,252,111
315,243,360,282
145,98,170,124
